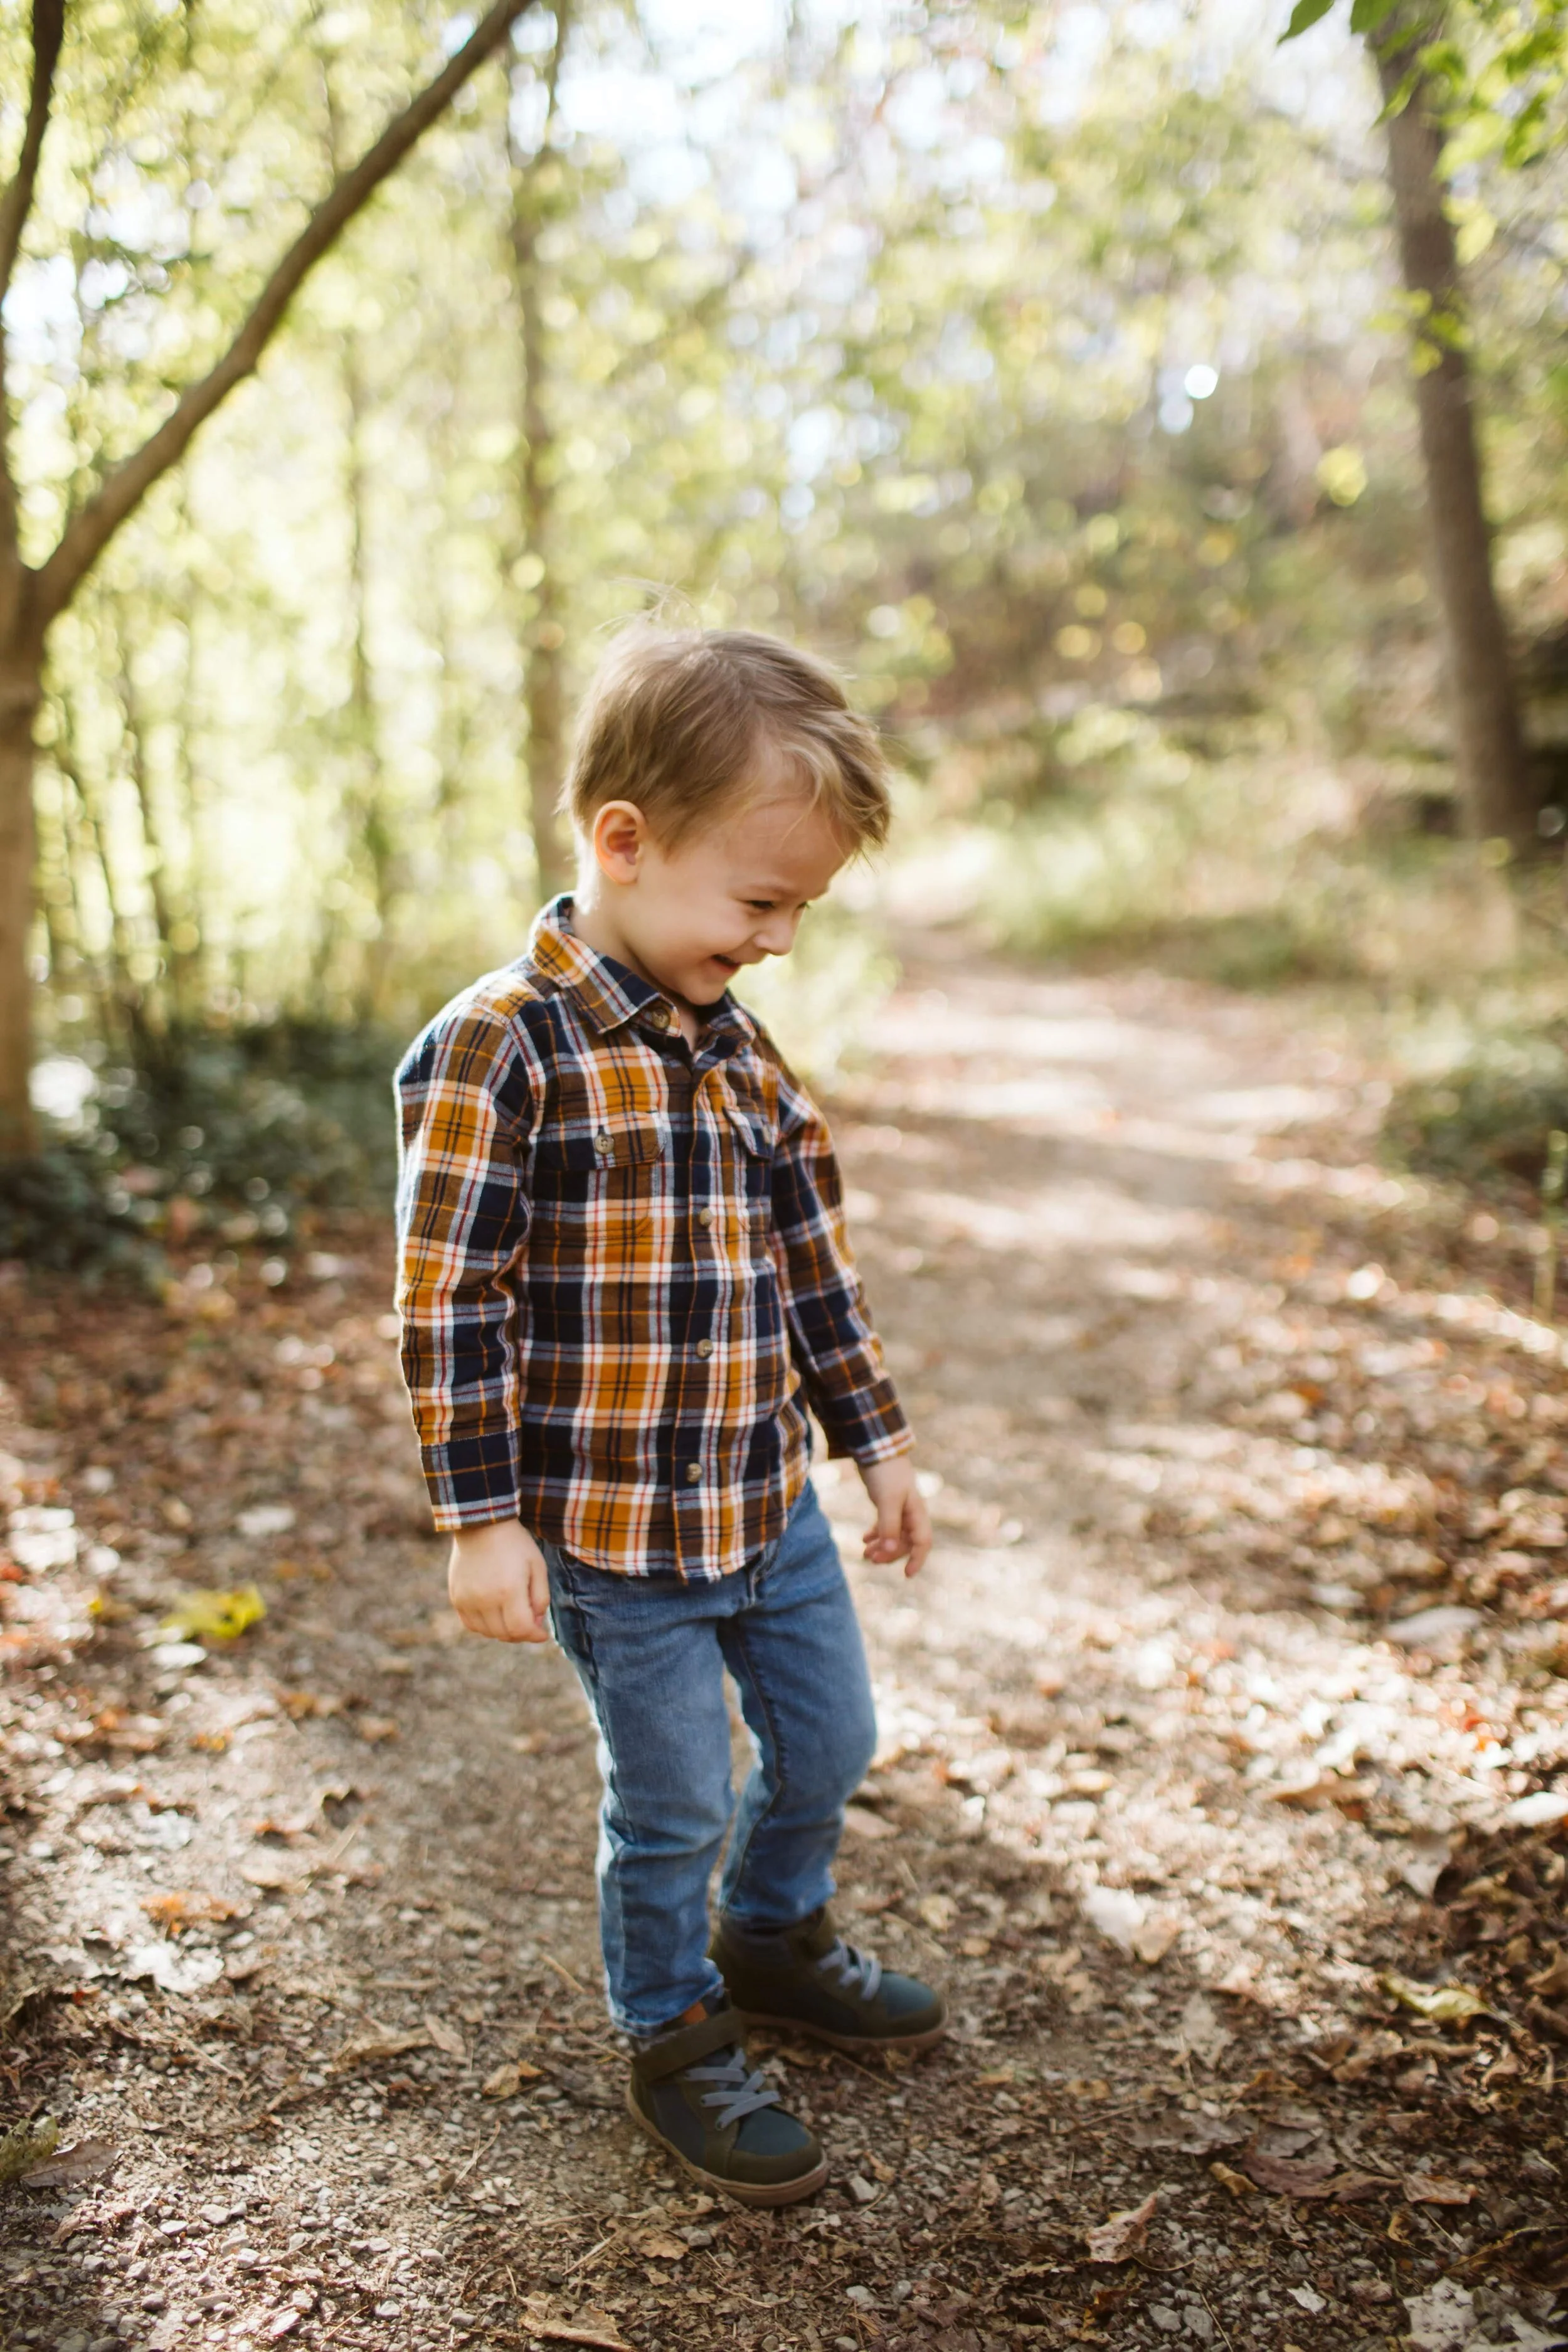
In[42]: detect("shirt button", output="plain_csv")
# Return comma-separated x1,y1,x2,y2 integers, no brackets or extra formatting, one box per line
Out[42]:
648,1004,670,1028
594,1130,612,1157
697,1207,714,1229
684,1462,703,1485
696,1337,714,1359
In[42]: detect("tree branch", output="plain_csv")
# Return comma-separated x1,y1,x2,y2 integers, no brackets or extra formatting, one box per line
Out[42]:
0,0,66,591
0,0,65,309
33,0,538,631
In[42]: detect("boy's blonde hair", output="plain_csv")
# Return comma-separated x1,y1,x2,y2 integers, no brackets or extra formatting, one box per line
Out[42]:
561,623,891,852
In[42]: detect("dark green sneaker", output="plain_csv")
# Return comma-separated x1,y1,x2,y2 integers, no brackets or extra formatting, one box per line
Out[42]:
711,1906,948,2055
626,1993,827,2208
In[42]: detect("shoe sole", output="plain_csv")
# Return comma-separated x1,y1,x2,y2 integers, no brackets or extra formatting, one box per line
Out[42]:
731,2003,950,2057
622,2082,829,2208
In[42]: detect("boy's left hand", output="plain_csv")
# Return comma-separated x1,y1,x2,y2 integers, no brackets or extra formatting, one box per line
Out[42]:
856,1454,931,1579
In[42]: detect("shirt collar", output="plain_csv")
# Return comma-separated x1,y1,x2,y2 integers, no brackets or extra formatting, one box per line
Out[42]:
525,895,756,1047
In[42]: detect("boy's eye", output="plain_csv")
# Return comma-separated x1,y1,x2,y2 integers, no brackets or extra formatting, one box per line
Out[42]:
745,899,776,913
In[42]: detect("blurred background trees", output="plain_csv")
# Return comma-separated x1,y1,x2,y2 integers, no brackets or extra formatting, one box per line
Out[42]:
4,0,1568,1257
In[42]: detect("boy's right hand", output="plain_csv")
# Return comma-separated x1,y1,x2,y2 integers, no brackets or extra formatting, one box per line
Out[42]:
448,1520,551,1643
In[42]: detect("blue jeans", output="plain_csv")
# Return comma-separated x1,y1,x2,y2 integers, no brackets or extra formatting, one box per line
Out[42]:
541,1480,877,2038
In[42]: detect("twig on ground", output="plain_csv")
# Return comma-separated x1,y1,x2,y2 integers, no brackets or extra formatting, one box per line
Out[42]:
541,1951,592,1998
455,2124,501,2185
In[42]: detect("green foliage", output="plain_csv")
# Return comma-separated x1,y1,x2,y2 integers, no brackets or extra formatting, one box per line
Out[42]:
0,1141,154,1282
1385,1037,1568,1191
25,1018,401,1266
970,763,1371,988
114,1020,403,1217
1277,0,1568,170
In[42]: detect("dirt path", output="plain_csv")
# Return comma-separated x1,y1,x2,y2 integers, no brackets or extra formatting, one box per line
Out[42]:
3,942,1566,2352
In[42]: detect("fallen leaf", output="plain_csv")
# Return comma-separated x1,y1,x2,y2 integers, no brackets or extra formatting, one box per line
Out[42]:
1131,1914,1182,1966
1325,2169,1401,2202
1507,1790,1568,1828
356,1715,400,1744
1210,2162,1258,2198
1241,2146,1338,2197
521,2305,633,2350
159,1585,265,1642
1529,1948,1568,2000
1288,2285,1326,2313
1389,1833,1458,1900
1380,1973,1490,2025
1081,1886,1144,1951
0,2114,59,2185
842,1803,897,1840
262,2311,302,2342
329,2028,432,2072
1085,2190,1157,2263
440,1905,489,1934
23,2137,118,2188
240,1855,311,1893
52,2197,136,2246
277,1690,341,1721
1036,1942,1083,1982
97,1710,167,1754
481,2059,545,2099
632,2231,689,2261
422,2015,467,2060
1177,1991,1233,2067
235,1506,295,1540
916,1894,956,1931
1267,1770,1372,1811
250,1813,318,1843
1404,2173,1475,2206
1128,2111,1247,2154
120,1942,226,1995
141,1890,246,1932
1332,2028,1404,2084
1404,2280,1478,2352
1384,1605,1483,1649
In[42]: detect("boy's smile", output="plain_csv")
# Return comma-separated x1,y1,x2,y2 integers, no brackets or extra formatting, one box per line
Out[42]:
569,749,852,1037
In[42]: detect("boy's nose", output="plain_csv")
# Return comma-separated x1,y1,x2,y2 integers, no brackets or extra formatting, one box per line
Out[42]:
753,913,799,956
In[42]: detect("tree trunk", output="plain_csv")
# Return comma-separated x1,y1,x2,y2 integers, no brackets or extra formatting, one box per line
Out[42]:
55,718,146,1054
114,637,176,1027
0,651,41,1155
1372,28,1535,846
508,42,571,904
342,324,398,1022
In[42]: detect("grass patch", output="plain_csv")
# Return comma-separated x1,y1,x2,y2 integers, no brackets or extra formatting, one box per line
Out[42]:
14,1017,403,1276
1384,1038,1568,1194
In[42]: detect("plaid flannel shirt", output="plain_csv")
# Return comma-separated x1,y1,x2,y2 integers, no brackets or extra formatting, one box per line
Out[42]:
393,897,911,1579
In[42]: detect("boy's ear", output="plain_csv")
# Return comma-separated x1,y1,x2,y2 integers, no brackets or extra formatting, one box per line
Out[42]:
589,800,649,886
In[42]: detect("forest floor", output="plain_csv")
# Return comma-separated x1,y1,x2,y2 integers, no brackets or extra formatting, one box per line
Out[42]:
3,933,1567,2352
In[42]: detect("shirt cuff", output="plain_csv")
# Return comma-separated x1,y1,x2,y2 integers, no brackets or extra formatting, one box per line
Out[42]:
815,1379,914,1465
418,1431,521,1533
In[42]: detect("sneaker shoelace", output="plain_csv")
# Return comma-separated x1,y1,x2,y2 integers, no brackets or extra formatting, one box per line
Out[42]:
817,1935,883,2003
684,2044,783,2131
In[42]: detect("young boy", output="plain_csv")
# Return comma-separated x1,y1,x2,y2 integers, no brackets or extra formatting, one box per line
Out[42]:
393,625,943,2207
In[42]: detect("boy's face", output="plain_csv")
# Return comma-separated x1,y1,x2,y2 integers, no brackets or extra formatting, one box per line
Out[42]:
576,754,852,1010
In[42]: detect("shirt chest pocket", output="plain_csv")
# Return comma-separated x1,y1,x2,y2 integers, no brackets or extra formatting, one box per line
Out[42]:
529,1120,667,1257
722,1093,775,1240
